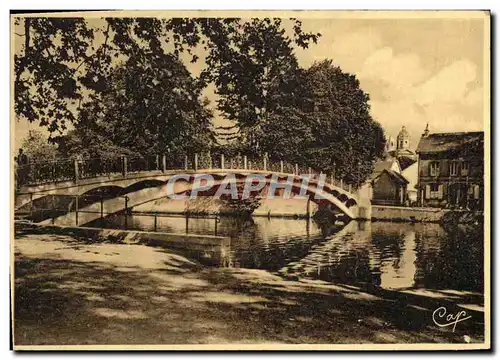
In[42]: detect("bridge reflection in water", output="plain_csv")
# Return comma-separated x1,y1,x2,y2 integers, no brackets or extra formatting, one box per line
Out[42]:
89,215,483,293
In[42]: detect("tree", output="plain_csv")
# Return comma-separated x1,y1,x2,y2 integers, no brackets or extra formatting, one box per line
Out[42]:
14,18,94,133
219,183,262,217
57,54,215,160
260,60,386,186
14,16,320,142
201,18,320,153
19,130,58,162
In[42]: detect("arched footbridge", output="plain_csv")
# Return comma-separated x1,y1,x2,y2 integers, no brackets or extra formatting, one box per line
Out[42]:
15,153,370,225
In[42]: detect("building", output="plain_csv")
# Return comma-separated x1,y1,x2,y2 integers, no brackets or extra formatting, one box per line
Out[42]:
372,169,409,206
416,126,484,209
401,161,418,204
370,157,409,206
388,126,418,171
369,126,419,206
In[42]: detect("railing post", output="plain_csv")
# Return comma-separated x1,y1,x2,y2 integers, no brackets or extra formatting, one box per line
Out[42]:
184,155,188,170
124,196,129,229
349,184,352,193
51,194,55,225
221,154,225,169
155,155,159,171
340,179,343,189
263,153,267,171
162,154,166,173
75,195,79,226
29,193,34,219
122,156,128,178
244,155,248,170
194,153,198,171
73,159,79,184
308,167,312,176
306,197,311,218
214,216,217,236
295,164,299,175
100,195,104,219
214,215,220,236
280,160,284,173
52,161,56,182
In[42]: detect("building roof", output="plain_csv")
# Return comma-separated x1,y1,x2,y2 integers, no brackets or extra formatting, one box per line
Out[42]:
395,154,417,171
374,169,409,185
385,169,409,185
387,148,417,171
390,148,416,156
371,157,400,180
416,131,484,154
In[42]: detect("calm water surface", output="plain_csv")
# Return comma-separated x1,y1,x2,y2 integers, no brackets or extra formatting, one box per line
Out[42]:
90,214,483,293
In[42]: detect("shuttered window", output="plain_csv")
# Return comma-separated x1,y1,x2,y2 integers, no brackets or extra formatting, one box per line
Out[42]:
426,183,442,199
438,184,444,199
474,185,480,200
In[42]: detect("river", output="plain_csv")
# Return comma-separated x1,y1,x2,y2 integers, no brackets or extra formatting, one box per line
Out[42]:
88,214,483,293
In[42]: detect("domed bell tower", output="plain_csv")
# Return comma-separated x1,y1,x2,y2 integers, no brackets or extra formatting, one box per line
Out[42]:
397,126,410,150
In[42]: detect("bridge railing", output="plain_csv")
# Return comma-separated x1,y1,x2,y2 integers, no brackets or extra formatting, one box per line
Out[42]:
16,158,75,186
79,157,122,180
15,152,358,194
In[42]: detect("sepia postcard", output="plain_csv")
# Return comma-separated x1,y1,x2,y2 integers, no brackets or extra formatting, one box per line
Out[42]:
11,10,490,351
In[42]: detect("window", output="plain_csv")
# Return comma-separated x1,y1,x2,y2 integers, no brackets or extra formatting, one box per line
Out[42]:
429,162,440,176
425,183,443,199
450,161,459,176
461,161,469,176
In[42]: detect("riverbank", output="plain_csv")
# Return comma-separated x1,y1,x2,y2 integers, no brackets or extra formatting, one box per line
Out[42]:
134,202,479,223
372,205,484,223
372,205,448,222
13,225,485,347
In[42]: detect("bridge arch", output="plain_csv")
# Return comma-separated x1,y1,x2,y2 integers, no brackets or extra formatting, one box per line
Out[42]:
19,169,362,222
114,175,357,219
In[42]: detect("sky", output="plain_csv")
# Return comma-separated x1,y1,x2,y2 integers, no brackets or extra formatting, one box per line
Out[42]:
13,14,488,151
292,17,486,148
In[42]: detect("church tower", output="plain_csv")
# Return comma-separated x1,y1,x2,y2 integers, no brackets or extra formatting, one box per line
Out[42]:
397,126,410,150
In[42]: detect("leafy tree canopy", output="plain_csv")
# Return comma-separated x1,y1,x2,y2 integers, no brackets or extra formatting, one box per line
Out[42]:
260,60,386,186
57,53,214,159
19,130,58,162
14,17,320,140
14,17,385,185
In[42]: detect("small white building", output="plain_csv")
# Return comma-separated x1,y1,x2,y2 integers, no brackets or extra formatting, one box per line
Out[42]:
401,161,418,204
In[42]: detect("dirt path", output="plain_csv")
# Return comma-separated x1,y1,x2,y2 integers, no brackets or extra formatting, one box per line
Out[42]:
13,228,485,346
